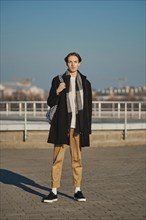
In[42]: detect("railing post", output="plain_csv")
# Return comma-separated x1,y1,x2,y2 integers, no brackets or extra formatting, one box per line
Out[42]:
98,102,101,118
41,103,43,115
131,103,134,118
139,103,141,119
112,103,115,117
33,102,36,117
19,102,22,116
24,102,27,141
118,103,120,118
124,102,127,139
6,103,9,116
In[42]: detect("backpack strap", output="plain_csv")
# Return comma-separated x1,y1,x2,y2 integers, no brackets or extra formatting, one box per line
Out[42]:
58,75,64,83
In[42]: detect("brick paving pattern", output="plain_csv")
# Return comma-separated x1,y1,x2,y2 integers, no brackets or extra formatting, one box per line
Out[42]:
0,146,145,220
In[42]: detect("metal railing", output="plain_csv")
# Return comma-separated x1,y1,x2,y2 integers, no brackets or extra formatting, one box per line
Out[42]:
92,101,146,119
0,101,146,118
0,101,146,141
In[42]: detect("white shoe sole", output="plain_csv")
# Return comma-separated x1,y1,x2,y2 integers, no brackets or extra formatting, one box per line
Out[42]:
74,198,86,202
43,198,58,203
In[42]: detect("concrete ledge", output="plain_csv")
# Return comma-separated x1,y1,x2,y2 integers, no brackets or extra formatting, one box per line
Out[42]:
1,121,146,131
90,130,145,147
0,129,145,149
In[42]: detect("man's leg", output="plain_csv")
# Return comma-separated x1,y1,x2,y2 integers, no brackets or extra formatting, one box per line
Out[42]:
51,144,66,188
43,144,66,203
69,129,82,188
69,129,86,201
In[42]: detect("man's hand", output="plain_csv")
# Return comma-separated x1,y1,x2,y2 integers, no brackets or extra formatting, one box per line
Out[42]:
56,82,66,95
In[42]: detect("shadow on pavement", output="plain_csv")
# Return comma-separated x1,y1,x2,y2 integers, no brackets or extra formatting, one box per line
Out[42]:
0,169,74,200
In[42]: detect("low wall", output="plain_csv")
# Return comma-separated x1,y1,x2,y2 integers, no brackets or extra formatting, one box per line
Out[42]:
0,129,145,148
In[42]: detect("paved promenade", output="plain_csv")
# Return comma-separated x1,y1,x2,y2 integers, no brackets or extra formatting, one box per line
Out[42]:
0,146,145,220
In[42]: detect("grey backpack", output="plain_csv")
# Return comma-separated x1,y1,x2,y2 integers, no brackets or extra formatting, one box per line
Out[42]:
46,75,64,124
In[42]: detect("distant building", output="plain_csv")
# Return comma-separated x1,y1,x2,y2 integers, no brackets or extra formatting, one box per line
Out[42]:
0,82,145,101
0,84,45,101
95,86,146,101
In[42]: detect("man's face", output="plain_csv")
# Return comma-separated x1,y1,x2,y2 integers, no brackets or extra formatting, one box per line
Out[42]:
67,55,80,73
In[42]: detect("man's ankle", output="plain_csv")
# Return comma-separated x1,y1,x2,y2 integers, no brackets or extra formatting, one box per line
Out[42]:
52,187,57,195
75,187,81,193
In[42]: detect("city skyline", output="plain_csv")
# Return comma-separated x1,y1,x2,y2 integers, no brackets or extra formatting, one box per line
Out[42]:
1,0,145,90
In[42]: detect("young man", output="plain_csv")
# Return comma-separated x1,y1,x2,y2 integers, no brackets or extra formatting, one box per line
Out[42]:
43,52,92,203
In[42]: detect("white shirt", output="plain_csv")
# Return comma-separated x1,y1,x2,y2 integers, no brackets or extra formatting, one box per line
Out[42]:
70,76,76,128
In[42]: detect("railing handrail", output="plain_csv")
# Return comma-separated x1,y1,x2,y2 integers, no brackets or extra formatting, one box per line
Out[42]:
0,101,47,104
0,100,146,141
0,100,145,104
92,101,145,104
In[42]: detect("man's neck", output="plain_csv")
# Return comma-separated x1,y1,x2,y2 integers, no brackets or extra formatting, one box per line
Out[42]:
69,71,78,77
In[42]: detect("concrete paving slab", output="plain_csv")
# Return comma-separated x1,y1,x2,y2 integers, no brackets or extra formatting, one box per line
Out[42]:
0,146,145,220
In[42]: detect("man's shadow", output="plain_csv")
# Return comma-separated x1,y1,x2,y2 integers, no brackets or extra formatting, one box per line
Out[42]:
0,169,73,201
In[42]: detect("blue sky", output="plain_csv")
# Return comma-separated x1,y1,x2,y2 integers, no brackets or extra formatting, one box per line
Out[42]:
1,0,145,90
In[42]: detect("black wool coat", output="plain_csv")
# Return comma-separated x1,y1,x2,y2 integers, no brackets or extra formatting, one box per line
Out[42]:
47,72,92,147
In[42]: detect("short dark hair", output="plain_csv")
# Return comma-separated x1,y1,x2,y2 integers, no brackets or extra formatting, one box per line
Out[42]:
64,52,82,63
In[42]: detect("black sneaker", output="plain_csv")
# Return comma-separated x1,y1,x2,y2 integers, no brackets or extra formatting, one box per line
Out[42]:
43,192,58,203
74,191,86,202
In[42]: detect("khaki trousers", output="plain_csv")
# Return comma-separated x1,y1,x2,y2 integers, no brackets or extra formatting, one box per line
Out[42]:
51,128,82,188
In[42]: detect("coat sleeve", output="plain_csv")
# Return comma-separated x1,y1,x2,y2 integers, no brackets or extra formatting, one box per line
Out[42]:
47,77,60,107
